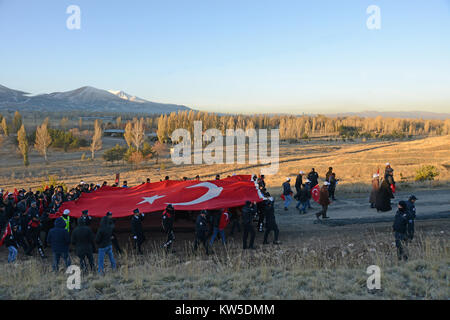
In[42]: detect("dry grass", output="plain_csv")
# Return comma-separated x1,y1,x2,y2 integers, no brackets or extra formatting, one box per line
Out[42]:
0,230,448,300
0,135,449,195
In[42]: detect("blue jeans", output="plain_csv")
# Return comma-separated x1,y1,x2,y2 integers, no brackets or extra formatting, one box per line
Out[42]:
284,195,292,208
209,227,226,245
53,251,71,271
98,245,116,274
8,246,18,263
296,201,308,213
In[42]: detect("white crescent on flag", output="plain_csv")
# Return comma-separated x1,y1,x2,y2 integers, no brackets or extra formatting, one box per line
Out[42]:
170,182,223,206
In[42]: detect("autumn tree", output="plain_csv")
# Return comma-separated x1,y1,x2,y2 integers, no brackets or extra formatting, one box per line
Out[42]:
13,111,22,133
35,121,52,162
152,141,168,164
1,117,8,136
90,119,103,159
17,124,29,166
131,118,145,151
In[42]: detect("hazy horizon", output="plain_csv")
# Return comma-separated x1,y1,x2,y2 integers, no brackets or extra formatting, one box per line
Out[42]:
1,0,449,114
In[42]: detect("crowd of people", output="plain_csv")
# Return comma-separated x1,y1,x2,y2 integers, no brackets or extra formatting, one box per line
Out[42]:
281,167,338,221
0,165,420,273
0,174,280,274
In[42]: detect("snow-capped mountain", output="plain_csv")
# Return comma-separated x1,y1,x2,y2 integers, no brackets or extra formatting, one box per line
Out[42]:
108,90,147,103
0,84,30,103
0,85,190,114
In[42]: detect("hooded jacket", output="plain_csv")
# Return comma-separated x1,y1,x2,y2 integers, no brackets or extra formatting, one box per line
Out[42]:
95,217,114,249
71,221,95,255
47,218,70,253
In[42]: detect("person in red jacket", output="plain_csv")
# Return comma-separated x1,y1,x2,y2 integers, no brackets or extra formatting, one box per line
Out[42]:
209,209,230,246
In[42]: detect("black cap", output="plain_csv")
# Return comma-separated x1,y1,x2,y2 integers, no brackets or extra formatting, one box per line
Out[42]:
398,201,407,208
166,204,174,210
409,195,418,201
245,200,251,206
200,210,207,215
133,208,140,214
106,211,112,216
82,210,88,215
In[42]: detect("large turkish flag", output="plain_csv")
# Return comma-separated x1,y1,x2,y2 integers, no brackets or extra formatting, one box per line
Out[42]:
58,175,264,219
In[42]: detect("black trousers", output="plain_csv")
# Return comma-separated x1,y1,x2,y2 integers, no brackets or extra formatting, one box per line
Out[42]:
264,223,279,243
134,237,144,254
78,252,95,272
26,232,45,257
407,221,415,240
395,232,408,260
194,232,209,254
163,229,175,250
243,224,255,249
257,213,265,231
316,205,328,218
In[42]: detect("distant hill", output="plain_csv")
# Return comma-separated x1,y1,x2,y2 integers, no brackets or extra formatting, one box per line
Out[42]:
0,84,190,114
324,111,450,120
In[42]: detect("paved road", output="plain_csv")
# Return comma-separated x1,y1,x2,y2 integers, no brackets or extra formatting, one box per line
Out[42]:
275,188,450,230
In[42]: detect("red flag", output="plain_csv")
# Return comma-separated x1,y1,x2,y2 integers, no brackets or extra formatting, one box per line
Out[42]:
311,184,321,204
59,175,264,219
3,190,8,201
390,184,396,194
115,173,120,184
0,223,12,247
13,188,18,203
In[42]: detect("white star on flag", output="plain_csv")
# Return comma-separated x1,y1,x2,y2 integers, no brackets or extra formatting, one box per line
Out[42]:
138,195,166,205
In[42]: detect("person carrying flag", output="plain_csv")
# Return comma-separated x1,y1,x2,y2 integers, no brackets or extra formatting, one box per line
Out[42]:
194,210,210,255
162,204,175,252
131,208,145,255
209,209,229,246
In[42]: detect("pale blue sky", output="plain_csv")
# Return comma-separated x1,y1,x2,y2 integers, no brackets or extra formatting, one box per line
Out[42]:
0,0,449,114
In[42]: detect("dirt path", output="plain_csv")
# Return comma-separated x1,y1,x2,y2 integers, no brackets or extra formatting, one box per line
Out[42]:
274,188,450,232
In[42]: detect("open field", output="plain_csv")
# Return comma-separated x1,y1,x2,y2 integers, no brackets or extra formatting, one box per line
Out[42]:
0,218,448,300
0,135,449,195
0,134,449,300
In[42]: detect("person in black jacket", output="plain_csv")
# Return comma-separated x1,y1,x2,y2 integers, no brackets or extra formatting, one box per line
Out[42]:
131,208,145,254
47,217,71,271
242,201,257,250
295,171,304,195
162,204,175,252
96,213,117,274
193,210,209,255
295,184,309,214
25,212,46,258
79,210,92,227
71,219,96,272
405,195,417,241
263,197,281,245
307,168,319,188
393,201,409,261
376,179,394,212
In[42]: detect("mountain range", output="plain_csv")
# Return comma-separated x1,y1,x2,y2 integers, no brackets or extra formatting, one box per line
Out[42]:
0,84,190,114
324,111,450,120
